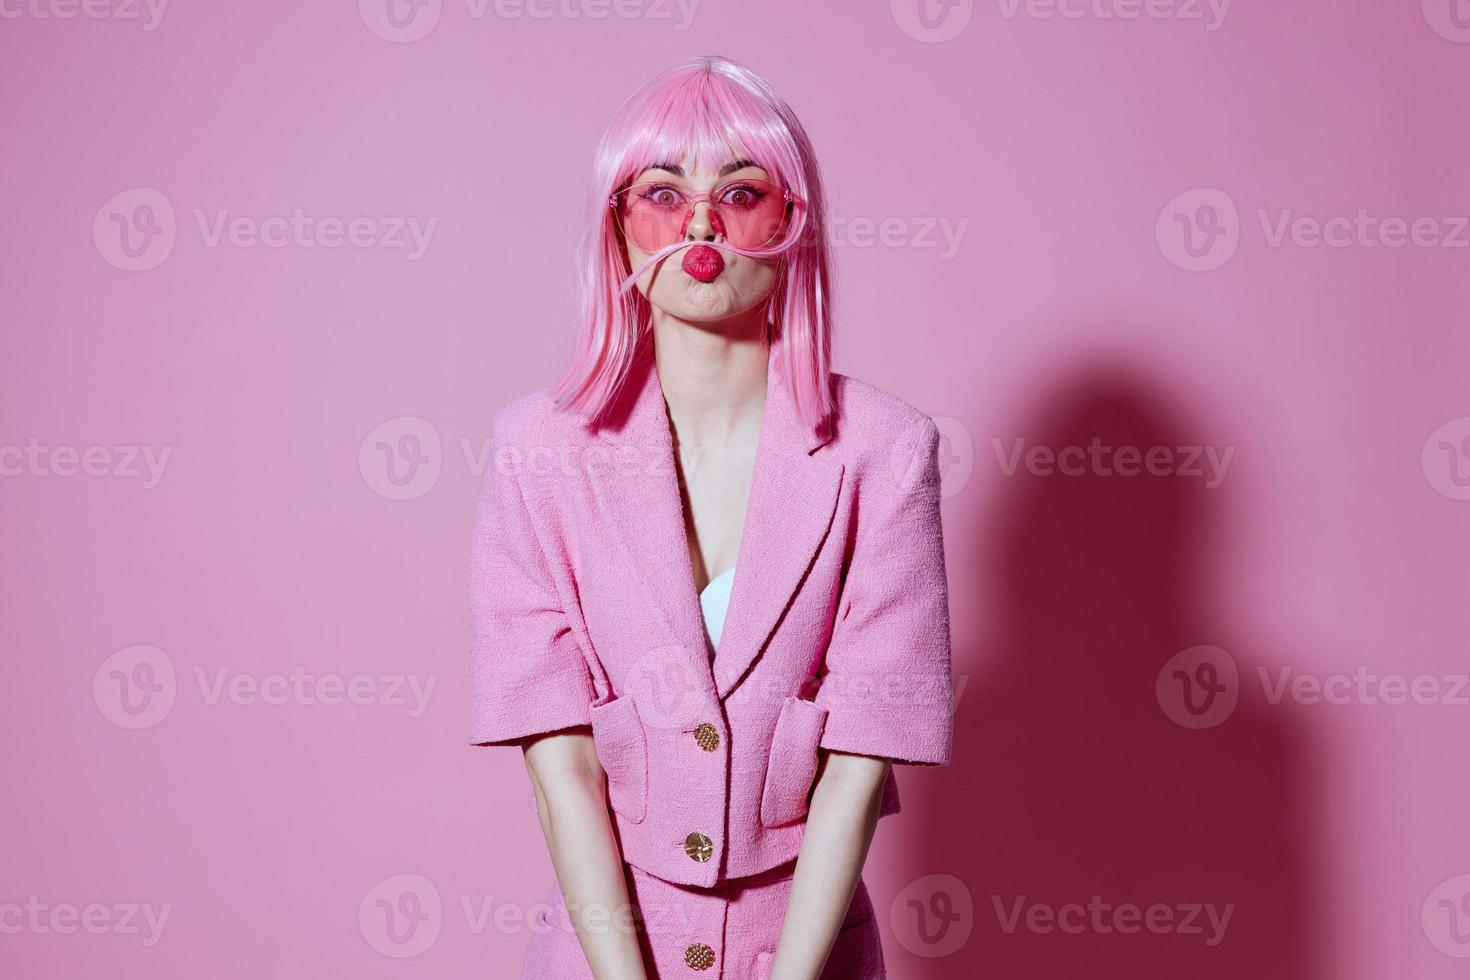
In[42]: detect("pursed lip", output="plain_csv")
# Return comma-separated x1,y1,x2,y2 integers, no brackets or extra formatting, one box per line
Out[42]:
681,244,725,282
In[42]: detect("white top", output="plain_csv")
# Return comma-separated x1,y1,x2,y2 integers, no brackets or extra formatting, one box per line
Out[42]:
698,565,737,653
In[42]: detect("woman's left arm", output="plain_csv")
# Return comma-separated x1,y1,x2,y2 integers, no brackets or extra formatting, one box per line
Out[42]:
766,414,954,978
765,750,890,980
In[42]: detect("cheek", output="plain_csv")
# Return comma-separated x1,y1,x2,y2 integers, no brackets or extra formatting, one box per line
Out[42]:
624,246,657,297
725,258,778,298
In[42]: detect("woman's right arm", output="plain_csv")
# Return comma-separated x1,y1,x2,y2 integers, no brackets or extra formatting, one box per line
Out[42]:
470,408,646,976
522,729,648,980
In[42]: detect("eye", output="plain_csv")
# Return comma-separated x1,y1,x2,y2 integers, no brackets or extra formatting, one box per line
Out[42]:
718,183,767,210
638,184,687,210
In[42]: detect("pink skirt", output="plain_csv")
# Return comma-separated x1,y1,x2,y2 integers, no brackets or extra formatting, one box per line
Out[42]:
521,859,886,979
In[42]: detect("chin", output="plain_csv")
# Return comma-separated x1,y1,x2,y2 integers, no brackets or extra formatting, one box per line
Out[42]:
652,282,729,315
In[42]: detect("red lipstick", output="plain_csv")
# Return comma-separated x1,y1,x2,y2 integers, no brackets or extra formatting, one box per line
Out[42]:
681,244,725,282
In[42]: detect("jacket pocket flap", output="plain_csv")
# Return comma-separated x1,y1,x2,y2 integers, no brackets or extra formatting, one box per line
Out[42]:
760,696,829,827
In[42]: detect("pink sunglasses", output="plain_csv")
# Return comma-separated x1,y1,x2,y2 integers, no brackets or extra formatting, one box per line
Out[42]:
610,177,801,253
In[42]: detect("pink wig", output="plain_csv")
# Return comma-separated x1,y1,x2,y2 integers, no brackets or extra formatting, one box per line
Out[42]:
549,55,834,431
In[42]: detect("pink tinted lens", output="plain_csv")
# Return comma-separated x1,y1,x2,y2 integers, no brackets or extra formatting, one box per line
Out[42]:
713,180,789,250
617,180,789,252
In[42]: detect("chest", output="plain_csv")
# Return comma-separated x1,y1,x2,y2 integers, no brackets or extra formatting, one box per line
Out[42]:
674,435,759,593
544,409,852,702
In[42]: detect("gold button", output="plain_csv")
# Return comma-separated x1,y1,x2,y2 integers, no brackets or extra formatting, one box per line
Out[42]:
683,831,713,863
693,722,719,752
684,942,715,970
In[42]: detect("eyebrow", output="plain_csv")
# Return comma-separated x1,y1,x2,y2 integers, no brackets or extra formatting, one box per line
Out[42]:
643,158,762,178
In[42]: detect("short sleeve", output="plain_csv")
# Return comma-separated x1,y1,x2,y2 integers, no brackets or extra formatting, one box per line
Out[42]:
467,415,595,746
815,416,953,765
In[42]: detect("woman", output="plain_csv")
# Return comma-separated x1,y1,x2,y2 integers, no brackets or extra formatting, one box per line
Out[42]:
469,55,953,979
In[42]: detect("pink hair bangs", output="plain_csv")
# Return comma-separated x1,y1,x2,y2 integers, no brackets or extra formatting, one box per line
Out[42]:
549,55,834,431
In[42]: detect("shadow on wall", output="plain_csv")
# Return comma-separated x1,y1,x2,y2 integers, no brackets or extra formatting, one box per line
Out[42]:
891,368,1325,979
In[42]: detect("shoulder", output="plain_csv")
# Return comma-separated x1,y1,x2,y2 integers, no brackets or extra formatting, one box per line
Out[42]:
824,373,940,492
828,372,938,453
487,387,592,448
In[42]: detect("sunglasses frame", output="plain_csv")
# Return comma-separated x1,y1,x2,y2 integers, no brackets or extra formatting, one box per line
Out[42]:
608,176,803,253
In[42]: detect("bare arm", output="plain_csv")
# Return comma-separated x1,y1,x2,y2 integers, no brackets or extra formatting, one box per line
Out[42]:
766,750,890,980
522,729,648,980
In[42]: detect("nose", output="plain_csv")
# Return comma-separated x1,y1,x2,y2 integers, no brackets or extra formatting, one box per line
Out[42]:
683,201,723,242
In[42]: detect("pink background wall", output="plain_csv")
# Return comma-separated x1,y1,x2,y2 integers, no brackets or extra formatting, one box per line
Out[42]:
3,1,1468,976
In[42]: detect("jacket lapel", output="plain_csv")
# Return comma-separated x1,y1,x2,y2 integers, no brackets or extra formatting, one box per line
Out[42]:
587,355,714,682
712,355,843,698
586,344,844,701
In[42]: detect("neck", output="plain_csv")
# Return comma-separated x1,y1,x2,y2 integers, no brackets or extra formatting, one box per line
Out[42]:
651,305,770,446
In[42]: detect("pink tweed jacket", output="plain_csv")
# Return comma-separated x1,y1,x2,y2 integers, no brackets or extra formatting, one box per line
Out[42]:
468,348,953,888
